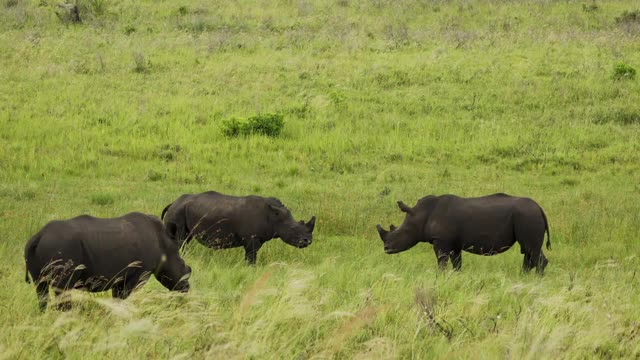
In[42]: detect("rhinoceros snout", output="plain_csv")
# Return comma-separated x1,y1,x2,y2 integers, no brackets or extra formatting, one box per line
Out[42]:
297,238,312,248
384,246,399,254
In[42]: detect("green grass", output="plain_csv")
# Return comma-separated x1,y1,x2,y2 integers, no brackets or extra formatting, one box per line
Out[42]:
1,0,640,358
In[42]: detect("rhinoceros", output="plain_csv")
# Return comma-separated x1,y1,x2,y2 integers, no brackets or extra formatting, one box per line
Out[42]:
24,212,191,311
161,191,316,265
376,193,550,273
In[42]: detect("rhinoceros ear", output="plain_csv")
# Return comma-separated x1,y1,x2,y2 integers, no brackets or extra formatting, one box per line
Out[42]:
269,203,286,216
376,224,387,240
306,216,316,232
389,224,397,231
397,201,414,215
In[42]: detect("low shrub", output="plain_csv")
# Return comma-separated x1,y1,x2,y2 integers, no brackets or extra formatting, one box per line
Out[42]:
221,113,284,137
612,63,636,80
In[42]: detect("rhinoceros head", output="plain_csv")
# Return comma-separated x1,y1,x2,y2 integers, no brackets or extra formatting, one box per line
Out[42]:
156,237,191,292
268,199,316,248
376,200,422,254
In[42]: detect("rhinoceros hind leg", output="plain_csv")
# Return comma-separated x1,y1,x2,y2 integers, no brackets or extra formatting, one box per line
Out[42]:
535,252,548,275
111,284,133,300
522,253,533,273
53,288,72,311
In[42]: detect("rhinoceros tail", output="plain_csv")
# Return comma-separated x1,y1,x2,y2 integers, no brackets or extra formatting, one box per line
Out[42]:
24,232,42,284
540,206,551,250
161,203,172,221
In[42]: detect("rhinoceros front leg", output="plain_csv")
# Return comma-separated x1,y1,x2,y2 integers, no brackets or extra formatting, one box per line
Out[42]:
244,236,263,265
450,250,462,271
111,283,133,300
433,247,450,270
433,239,458,271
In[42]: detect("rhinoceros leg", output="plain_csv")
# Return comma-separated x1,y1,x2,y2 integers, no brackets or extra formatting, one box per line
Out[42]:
111,284,133,300
522,253,533,272
514,206,547,274
36,280,50,312
534,251,548,275
53,288,72,311
433,247,450,270
244,236,263,265
450,250,462,271
523,250,548,275
433,238,458,271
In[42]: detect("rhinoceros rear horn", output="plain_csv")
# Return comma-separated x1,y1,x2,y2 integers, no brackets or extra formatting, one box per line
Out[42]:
397,201,414,215
376,224,387,239
306,216,316,232
390,224,397,231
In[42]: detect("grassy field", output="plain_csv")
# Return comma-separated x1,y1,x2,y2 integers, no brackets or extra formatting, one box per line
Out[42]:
1,0,640,358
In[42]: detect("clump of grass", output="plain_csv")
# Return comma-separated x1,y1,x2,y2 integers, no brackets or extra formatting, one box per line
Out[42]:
612,63,636,80
372,69,411,89
14,189,37,201
90,192,114,206
237,271,272,320
4,0,19,8
324,306,378,355
157,144,181,162
55,2,81,24
560,178,579,186
177,5,188,16
133,52,150,73
593,108,640,125
124,24,136,35
329,91,346,108
286,102,310,119
147,170,165,182
415,288,453,340
384,23,409,48
85,0,107,17
221,113,284,137
615,10,640,24
582,3,598,13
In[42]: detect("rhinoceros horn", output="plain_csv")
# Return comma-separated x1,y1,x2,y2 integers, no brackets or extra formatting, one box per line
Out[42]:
306,216,316,231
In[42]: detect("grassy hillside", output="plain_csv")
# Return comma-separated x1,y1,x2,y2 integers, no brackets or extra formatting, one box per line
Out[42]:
1,0,639,358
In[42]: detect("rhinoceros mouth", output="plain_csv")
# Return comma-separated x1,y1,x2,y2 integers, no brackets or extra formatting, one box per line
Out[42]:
384,247,400,254
296,240,311,248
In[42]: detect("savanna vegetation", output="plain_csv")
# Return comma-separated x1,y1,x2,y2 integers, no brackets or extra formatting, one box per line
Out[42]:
1,0,640,358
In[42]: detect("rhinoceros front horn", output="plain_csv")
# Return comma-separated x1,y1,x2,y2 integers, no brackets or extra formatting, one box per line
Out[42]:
376,224,387,240
306,216,316,232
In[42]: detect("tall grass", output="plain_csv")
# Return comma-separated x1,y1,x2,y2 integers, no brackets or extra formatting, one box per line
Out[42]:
1,0,639,358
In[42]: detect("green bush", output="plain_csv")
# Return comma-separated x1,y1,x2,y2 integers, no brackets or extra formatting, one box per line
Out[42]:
612,63,636,80
221,113,284,137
